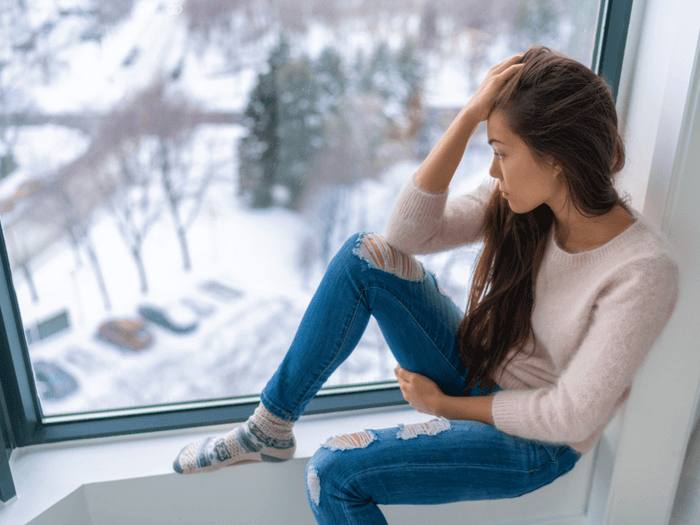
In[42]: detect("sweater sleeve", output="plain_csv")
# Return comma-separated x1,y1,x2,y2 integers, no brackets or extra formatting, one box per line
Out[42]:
491,254,680,444
381,172,496,255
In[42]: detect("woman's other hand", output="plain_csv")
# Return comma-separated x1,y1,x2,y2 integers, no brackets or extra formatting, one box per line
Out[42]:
466,52,525,122
394,365,446,416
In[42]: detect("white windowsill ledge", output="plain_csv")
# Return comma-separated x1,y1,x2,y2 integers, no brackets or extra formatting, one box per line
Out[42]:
0,405,445,524
0,404,591,525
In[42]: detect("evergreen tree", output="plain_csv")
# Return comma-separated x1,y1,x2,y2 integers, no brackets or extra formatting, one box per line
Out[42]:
238,35,425,211
358,41,394,101
237,36,289,208
237,33,325,210
395,36,423,110
313,46,347,117
354,38,423,120
276,53,324,209
418,2,439,51
510,0,559,51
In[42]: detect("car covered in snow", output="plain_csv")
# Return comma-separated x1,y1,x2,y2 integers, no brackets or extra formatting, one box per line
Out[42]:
180,296,217,317
198,280,244,302
32,359,79,400
96,318,154,351
138,302,199,334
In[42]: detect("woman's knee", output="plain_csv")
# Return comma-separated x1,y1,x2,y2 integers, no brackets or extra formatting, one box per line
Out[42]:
305,429,380,502
346,231,426,281
305,447,352,509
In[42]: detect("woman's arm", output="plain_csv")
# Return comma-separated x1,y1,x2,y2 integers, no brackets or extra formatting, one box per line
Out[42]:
490,255,680,444
413,106,481,193
381,52,524,254
414,51,524,193
381,173,496,255
436,394,495,425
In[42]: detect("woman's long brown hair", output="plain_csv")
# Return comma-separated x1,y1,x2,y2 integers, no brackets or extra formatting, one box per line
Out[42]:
458,45,630,393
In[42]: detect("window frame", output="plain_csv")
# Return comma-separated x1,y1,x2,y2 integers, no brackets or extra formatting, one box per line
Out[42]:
0,0,632,503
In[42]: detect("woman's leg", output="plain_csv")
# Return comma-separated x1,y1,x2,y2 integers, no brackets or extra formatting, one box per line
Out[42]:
173,230,480,474
173,230,478,474
259,230,491,423
304,419,583,524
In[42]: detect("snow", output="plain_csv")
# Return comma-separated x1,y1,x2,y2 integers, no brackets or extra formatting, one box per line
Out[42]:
0,125,90,200
1,0,552,417
29,0,186,113
17,133,490,416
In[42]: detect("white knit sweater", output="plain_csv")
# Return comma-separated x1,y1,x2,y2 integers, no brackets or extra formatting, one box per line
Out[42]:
382,172,680,455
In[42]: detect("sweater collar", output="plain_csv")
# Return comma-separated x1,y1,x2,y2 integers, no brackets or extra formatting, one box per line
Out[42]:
547,207,644,267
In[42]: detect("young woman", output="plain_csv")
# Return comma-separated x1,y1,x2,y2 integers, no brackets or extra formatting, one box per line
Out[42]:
172,45,680,524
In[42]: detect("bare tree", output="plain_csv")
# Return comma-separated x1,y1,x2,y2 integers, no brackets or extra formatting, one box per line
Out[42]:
155,135,217,272
99,137,163,294
3,223,39,303
50,174,113,310
127,81,218,273
295,76,398,284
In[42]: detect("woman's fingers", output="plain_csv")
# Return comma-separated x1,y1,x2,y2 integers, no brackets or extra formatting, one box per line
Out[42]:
491,52,525,76
497,62,525,78
395,365,412,382
495,53,524,74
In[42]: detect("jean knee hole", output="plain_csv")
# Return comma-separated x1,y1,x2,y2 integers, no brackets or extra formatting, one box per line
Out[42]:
352,233,424,281
395,417,451,440
306,465,321,506
321,429,378,451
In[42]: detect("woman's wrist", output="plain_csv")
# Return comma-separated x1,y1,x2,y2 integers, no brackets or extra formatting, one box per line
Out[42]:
434,393,495,425
459,103,485,126
433,393,449,418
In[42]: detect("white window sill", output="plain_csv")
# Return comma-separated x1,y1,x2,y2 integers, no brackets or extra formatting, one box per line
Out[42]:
0,404,591,525
0,404,438,524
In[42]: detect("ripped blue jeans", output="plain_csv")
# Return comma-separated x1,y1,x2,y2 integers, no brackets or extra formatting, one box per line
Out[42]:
259,231,582,524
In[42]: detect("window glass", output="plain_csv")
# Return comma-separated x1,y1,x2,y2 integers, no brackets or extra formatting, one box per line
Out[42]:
0,0,600,417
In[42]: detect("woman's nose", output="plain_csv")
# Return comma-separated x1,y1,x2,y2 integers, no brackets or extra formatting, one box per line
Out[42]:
489,161,501,180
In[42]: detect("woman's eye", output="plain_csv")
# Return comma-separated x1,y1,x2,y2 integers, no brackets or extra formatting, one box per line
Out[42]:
493,151,504,159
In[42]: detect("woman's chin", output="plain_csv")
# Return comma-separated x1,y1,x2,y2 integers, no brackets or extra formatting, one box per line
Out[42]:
504,196,527,214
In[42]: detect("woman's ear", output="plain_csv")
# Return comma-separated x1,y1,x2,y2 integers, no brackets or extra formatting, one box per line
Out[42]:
547,156,562,177
537,152,562,178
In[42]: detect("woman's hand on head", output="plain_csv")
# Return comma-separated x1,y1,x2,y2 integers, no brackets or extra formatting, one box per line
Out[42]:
466,52,525,122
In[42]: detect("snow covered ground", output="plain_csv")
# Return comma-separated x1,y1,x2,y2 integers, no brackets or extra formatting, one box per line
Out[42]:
22,148,489,416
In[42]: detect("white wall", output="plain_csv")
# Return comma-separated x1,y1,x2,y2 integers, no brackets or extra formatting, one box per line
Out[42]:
666,16,700,525
610,0,700,524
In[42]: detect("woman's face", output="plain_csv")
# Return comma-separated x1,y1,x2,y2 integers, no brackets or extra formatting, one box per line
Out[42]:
486,109,561,213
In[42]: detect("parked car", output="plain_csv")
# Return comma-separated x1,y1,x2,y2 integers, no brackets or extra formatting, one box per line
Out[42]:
199,280,244,302
96,318,153,351
180,296,217,317
138,302,198,334
24,308,71,345
32,359,79,401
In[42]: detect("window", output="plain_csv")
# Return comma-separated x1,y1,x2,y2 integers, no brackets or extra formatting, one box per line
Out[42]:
0,0,631,502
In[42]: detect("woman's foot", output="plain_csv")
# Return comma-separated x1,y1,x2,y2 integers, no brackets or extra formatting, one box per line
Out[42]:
172,402,296,474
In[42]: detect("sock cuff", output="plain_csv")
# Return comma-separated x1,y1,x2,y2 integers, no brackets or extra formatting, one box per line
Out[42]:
256,402,293,425
252,402,295,439
247,421,296,449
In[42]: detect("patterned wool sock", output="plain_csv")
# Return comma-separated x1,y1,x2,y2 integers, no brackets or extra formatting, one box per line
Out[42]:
172,402,296,475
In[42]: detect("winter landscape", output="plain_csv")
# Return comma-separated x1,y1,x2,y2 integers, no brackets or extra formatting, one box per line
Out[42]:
0,0,598,417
